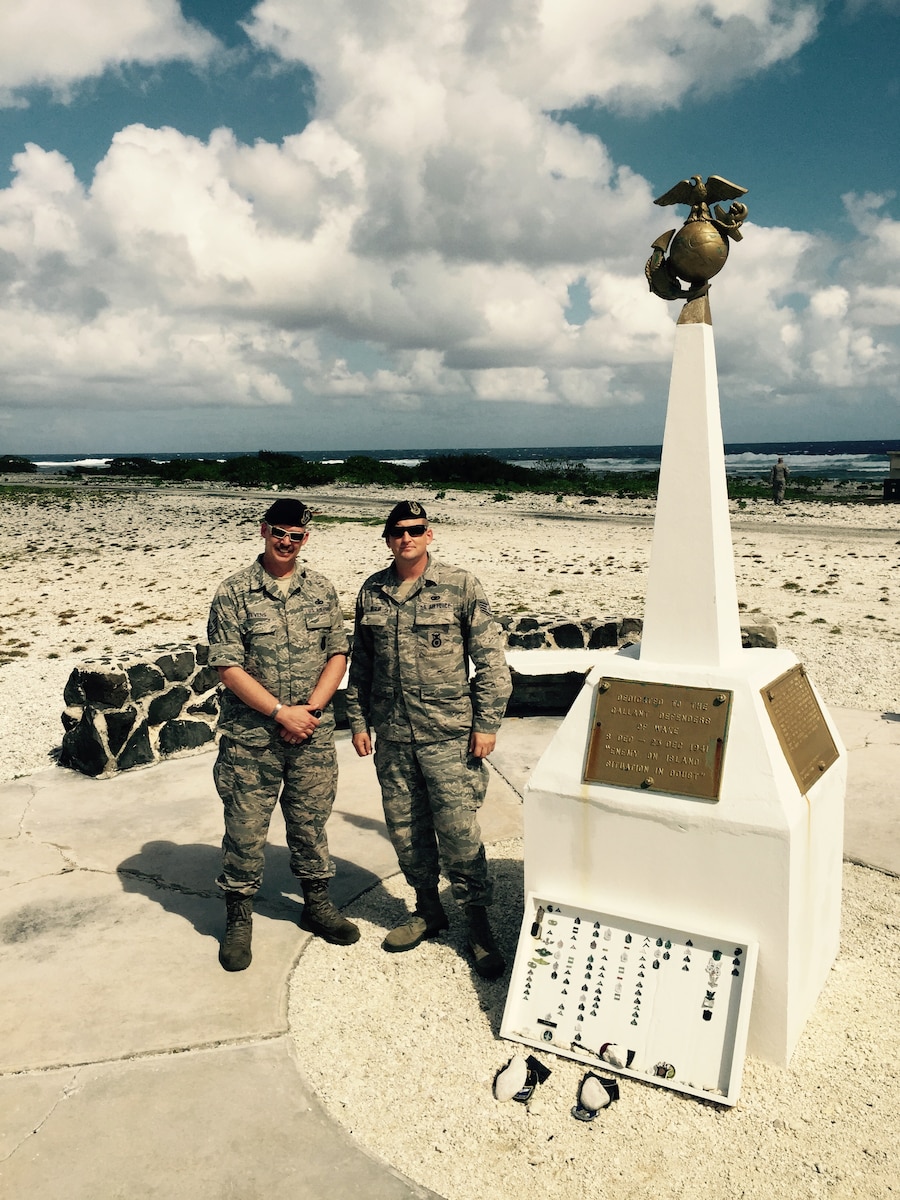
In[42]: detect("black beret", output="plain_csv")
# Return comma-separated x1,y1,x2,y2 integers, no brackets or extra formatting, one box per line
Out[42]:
382,499,428,537
263,498,312,527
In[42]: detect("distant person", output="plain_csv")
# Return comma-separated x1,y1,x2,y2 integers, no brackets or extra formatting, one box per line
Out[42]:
207,498,359,972
771,456,790,505
345,500,512,980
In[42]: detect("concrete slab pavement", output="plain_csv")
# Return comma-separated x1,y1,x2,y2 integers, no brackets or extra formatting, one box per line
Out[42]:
0,725,525,1199
0,1040,439,1199
830,706,900,877
1,708,897,1198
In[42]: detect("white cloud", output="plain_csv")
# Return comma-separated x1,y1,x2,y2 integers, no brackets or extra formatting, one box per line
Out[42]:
705,218,898,407
854,285,900,324
246,0,820,116
810,286,850,321
0,303,292,410
0,0,897,445
470,367,551,403
0,1,217,104
310,350,463,399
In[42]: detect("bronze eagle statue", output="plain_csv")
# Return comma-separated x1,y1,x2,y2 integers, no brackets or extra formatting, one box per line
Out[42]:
646,173,749,301
654,174,748,225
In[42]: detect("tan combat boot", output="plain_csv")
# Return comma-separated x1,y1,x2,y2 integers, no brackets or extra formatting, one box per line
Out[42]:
382,887,449,952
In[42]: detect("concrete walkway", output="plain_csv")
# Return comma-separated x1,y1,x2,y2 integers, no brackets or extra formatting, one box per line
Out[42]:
1,708,897,1198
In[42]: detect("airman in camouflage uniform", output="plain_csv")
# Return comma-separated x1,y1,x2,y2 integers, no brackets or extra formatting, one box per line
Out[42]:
345,500,511,979
208,497,359,972
770,456,790,504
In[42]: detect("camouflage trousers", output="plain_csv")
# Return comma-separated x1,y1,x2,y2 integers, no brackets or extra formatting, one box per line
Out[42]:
213,733,338,896
374,736,492,907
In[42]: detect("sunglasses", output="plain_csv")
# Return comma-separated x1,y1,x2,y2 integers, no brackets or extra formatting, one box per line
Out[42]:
268,525,306,543
387,524,428,539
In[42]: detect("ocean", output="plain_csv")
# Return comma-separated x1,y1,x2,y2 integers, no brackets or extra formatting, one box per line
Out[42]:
22,439,899,482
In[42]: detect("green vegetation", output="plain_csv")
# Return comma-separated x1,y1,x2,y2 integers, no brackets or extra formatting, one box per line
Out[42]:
723,473,882,502
0,452,887,504
0,455,37,473
55,449,651,496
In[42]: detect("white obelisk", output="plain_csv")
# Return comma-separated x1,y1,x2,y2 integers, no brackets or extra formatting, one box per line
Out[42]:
521,295,846,1066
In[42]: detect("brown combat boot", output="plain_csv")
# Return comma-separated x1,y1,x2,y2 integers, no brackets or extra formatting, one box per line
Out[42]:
300,880,361,945
219,892,253,972
466,904,505,980
382,887,449,952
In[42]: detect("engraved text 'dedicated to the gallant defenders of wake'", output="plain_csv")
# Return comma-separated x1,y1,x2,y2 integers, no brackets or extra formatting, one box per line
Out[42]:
584,679,733,802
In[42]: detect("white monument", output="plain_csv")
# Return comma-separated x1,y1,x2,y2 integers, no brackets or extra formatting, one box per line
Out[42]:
502,180,846,1098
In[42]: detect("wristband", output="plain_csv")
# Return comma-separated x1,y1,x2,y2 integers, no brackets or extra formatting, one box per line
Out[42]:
269,702,283,719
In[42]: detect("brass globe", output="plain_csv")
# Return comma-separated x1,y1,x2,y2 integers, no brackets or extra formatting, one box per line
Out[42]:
668,221,729,285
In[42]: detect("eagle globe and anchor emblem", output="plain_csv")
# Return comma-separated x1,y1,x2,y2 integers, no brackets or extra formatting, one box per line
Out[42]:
645,174,748,302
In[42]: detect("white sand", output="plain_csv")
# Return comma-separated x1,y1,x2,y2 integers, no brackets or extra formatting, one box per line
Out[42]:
0,480,897,781
289,847,900,1200
2,479,899,1198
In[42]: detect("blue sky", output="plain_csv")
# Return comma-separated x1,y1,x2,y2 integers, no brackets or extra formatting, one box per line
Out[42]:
0,0,898,454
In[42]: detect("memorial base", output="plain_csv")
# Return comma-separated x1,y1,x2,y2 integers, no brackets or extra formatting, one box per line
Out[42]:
517,644,846,1070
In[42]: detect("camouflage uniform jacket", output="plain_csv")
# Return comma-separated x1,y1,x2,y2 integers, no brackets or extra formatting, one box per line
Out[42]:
207,557,349,748
345,555,511,744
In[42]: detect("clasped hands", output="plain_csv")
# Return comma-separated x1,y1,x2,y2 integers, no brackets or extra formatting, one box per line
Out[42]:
275,704,322,744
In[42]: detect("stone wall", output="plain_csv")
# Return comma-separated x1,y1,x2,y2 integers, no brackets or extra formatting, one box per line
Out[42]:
499,612,777,715
58,613,777,776
500,611,777,653
60,643,219,777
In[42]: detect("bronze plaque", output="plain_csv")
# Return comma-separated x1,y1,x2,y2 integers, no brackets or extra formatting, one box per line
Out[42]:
583,678,732,801
761,665,839,794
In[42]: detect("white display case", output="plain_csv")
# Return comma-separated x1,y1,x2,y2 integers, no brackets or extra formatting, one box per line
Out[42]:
500,893,758,1106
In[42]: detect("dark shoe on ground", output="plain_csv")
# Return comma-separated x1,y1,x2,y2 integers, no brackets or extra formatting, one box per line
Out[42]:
219,892,253,972
382,887,449,952
466,904,505,980
300,880,361,945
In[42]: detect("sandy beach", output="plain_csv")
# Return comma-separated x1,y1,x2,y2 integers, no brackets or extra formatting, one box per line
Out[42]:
0,480,897,782
1,479,899,1198
290,846,900,1200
